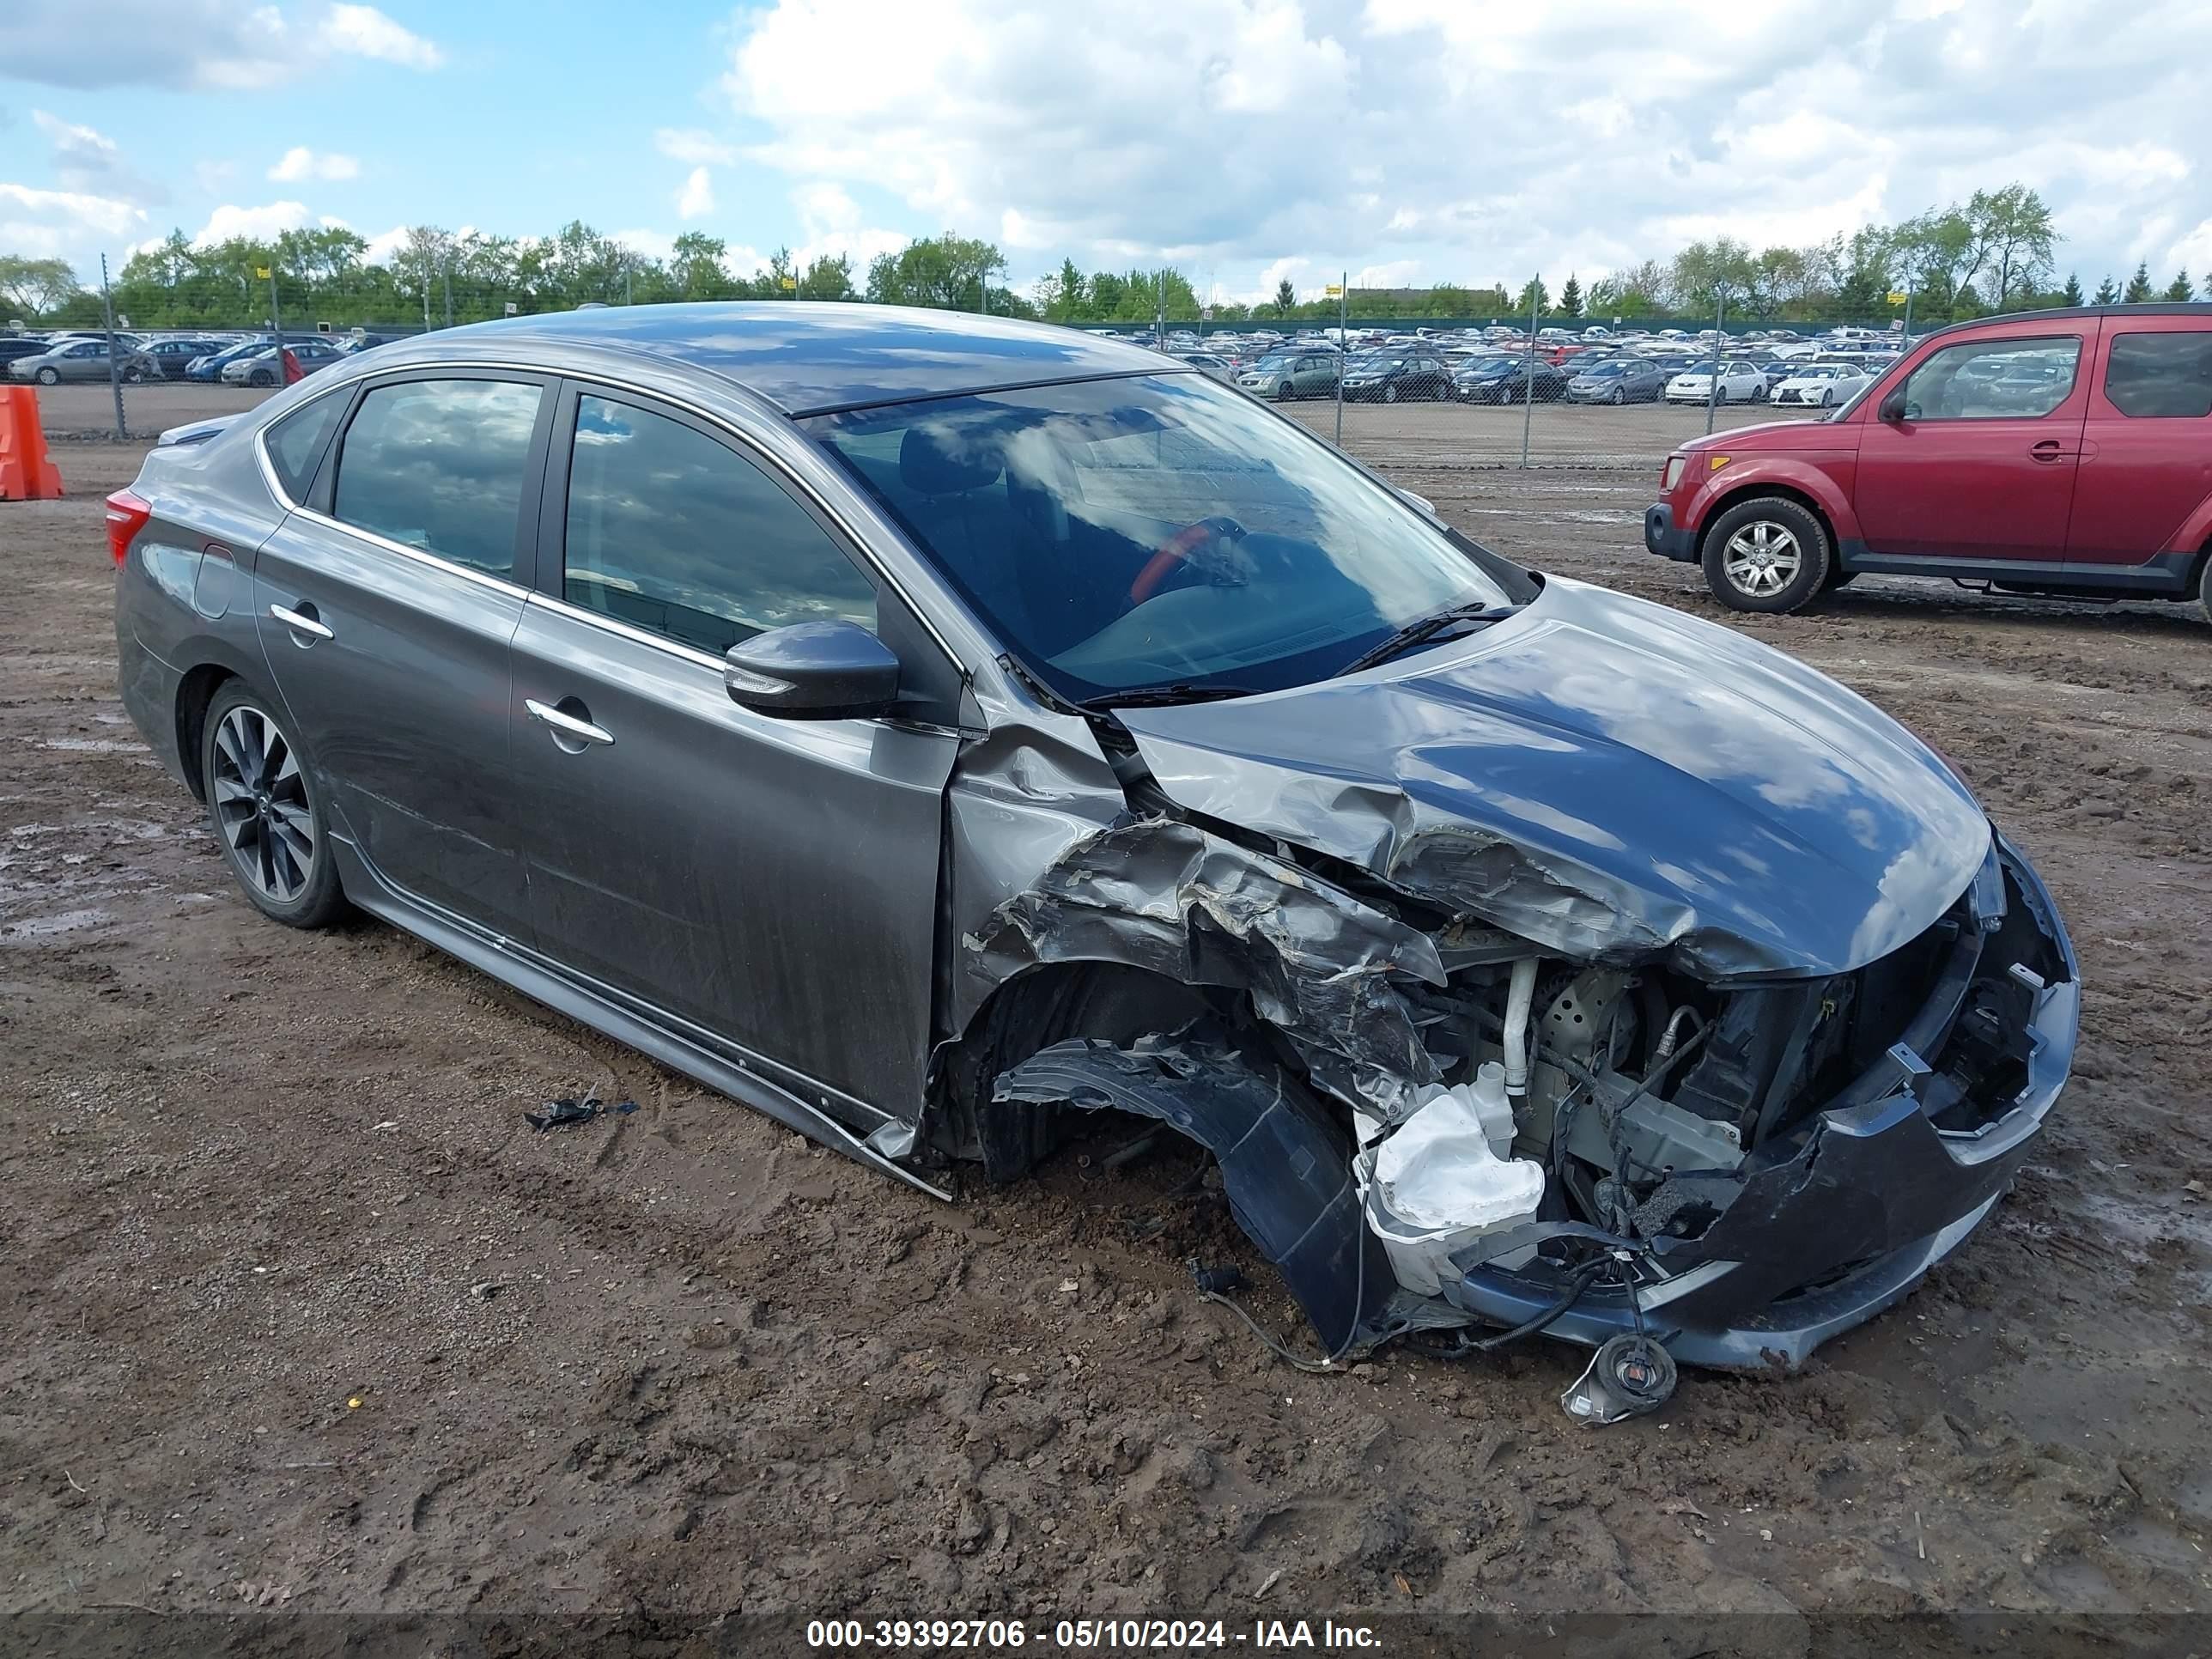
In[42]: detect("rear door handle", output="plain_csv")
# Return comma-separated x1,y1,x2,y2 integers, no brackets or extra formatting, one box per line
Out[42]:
269,602,333,641
526,698,614,746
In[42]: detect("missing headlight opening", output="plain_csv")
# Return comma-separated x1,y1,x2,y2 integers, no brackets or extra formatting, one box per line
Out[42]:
963,799,2076,1410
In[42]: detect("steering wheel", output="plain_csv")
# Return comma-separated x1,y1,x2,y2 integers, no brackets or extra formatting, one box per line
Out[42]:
1128,516,1247,605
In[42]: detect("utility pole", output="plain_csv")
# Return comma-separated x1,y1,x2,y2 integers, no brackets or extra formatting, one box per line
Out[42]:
1705,289,1725,434
267,261,283,343
443,259,453,329
1519,276,1538,466
100,253,126,440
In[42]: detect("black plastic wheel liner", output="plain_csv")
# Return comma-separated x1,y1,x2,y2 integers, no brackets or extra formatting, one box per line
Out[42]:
992,1030,1395,1356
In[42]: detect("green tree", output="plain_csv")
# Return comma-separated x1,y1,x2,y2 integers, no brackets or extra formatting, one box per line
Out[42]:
2166,268,2195,301
1958,183,2057,306
799,252,856,301
2059,271,2083,307
2093,273,2119,304
667,232,732,300
0,254,84,319
1669,237,1757,312
1558,273,1582,318
1273,277,1296,315
1892,209,1976,316
1512,276,1548,317
1040,258,1089,319
2122,262,2154,303
865,234,1006,310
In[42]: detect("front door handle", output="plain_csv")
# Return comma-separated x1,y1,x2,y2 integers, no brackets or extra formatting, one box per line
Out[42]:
269,602,334,641
2028,439,2069,462
526,697,614,747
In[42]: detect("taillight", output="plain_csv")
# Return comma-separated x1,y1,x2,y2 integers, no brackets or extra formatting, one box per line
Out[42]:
104,488,151,567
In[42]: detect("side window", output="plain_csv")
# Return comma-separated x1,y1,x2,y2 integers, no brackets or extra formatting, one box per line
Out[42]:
263,392,347,504
1899,336,2081,420
332,379,543,579
2104,331,2212,418
563,393,876,654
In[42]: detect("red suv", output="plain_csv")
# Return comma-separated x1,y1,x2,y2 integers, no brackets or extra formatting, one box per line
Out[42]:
1645,305,2212,614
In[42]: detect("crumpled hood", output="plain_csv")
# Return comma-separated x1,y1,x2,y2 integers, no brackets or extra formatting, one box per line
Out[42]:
1118,577,1991,980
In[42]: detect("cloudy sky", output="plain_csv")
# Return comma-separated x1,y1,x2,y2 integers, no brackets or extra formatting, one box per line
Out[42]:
6,0,2211,302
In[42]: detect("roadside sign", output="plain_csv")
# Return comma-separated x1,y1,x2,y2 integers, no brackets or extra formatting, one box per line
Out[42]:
780,276,798,290
1200,306,1212,320
504,301,519,315
255,266,272,280
1323,284,1342,297
1886,290,1907,305
1890,318,1905,331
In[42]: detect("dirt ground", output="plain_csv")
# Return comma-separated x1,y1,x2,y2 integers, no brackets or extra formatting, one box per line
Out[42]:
4,388,2211,1650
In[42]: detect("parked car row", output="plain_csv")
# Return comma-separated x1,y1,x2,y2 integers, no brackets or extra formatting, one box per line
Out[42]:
1,327,393,386
1170,319,1902,411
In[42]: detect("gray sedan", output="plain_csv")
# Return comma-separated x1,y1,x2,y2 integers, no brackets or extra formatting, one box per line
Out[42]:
1563,356,1669,404
108,304,2076,1388
10,337,161,384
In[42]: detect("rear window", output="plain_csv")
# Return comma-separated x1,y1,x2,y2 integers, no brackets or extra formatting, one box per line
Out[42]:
331,379,544,579
263,392,346,504
2104,331,2212,418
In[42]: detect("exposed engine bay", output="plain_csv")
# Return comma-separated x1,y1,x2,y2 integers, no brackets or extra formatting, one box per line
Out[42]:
973,797,2077,1400
942,575,2081,1409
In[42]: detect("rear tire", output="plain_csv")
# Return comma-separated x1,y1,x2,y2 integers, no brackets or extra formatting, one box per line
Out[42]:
1701,496,1831,614
200,681,349,930
2199,552,2212,623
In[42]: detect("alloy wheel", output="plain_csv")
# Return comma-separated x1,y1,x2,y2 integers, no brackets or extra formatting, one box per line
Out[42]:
1721,521,1803,599
210,704,317,903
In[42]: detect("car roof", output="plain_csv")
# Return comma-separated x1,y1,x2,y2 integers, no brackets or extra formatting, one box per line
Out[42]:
416,301,1176,416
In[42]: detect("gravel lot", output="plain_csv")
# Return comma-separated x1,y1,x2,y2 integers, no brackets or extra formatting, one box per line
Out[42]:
5,386,2210,1648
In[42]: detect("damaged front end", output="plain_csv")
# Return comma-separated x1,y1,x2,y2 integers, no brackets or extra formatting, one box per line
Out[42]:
957,585,2080,1375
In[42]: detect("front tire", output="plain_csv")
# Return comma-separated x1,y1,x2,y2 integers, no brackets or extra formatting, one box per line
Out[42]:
36,366,59,385
1383,383,1398,404
201,682,349,929
1610,386,1624,405
1701,496,1832,614
250,369,275,387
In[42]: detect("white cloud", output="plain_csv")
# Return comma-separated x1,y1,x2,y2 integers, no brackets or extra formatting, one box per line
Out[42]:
269,147,361,183
613,228,677,264
191,199,314,246
10,2,440,90
657,128,738,166
677,167,715,220
315,3,443,70
32,109,167,206
362,223,411,264
0,181,149,262
716,0,2212,300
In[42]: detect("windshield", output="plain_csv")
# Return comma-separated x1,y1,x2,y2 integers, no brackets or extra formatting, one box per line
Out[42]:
1579,362,1626,376
805,374,1527,702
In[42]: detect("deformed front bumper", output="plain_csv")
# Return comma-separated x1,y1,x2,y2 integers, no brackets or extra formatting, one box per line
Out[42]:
1443,835,2079,1370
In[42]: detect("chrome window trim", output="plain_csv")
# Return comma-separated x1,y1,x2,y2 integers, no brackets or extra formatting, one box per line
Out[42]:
257,357,967,671
250,380,356,514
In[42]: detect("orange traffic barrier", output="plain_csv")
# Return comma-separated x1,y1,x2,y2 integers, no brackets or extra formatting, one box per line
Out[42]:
0,386,65,501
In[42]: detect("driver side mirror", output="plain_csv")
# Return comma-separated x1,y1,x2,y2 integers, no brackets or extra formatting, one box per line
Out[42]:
724,620,901,721
1878,388,1910,423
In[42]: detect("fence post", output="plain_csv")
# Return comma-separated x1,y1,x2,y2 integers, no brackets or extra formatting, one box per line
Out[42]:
1705,290,1724,434
100,252,126,441
1519,277,1537,467
1334,270,1346,447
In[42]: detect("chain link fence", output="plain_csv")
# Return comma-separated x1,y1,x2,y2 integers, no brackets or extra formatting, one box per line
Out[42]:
18,264,1920,468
